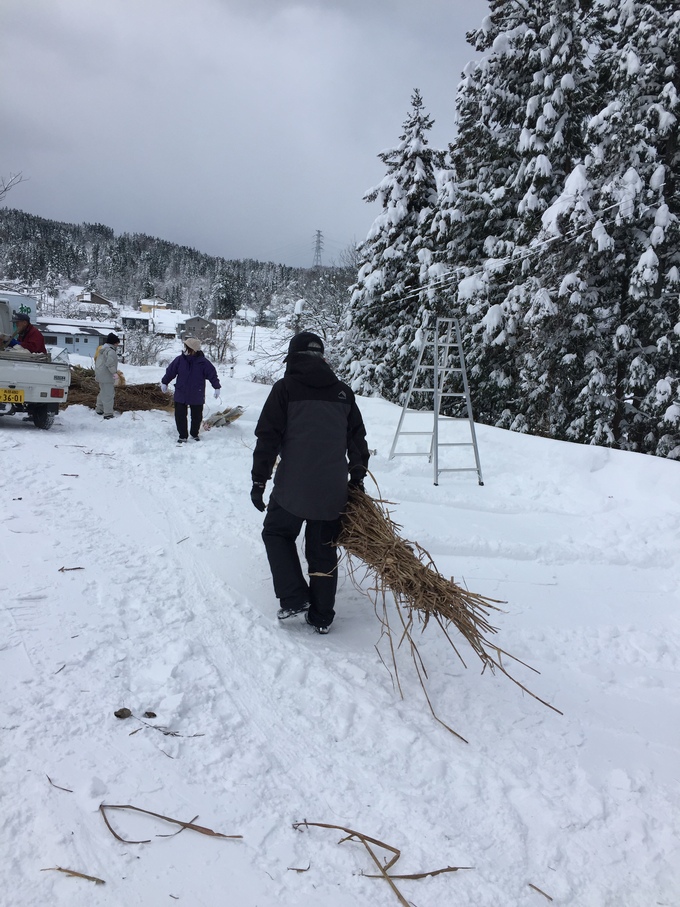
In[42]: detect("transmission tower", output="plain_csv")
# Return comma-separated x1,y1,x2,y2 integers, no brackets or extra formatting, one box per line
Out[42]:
312,230,324,268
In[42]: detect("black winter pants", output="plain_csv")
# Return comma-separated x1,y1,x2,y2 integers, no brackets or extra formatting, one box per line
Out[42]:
262,499,341,628
174,402,203,439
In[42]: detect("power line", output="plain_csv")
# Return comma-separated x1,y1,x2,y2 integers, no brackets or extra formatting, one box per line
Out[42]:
383,197,656,307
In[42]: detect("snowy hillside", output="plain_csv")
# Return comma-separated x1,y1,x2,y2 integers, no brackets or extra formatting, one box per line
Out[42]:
1,327,678,907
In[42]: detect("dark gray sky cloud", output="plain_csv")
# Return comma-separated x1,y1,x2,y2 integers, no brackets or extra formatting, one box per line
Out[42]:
1,0,488,267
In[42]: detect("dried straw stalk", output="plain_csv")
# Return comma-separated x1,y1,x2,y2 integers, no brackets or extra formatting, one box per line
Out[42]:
99,803,242,844
41,866,105,885
337,485,561,728
293,820,471,907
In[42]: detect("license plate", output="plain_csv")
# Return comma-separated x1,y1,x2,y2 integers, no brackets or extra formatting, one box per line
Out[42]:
0,388,24,404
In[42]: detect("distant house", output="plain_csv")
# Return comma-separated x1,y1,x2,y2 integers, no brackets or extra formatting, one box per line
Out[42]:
139,296,168,313
179,315,216,342
36,316,119,357
120,310,150,333
151,309,184,337
77,291,116,310
236,307,258,325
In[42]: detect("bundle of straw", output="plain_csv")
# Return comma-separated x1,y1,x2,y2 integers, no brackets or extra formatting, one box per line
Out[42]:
337,486,560,731
66,366,174,413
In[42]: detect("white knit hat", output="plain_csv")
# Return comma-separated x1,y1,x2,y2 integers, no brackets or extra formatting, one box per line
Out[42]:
184,337,202,352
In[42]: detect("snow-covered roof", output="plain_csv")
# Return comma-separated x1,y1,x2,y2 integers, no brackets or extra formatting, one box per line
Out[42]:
77,291,116,306
40,323,109,336
151,309,184,333
120,310,150,320
36,316,118,331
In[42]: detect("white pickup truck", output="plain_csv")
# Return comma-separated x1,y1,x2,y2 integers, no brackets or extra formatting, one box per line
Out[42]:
0,297,71,430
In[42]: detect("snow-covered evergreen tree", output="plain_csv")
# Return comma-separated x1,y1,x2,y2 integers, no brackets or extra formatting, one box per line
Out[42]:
194,289,209,318
537,0,680,456
430,2,547,423
210,267,240,320
508,0,598,437
431,0,594,429
342,90,443,403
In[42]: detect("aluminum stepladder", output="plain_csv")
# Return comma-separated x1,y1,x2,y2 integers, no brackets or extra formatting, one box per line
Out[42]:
388,317,484,485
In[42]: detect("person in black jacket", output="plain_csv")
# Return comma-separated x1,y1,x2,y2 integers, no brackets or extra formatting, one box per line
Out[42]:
251,331,369,634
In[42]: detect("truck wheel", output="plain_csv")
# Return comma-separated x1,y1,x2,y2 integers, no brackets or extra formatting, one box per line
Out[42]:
32,406,55,430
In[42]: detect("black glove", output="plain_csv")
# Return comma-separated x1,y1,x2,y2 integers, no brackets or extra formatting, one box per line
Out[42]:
250,482,266,512
349,468,365,492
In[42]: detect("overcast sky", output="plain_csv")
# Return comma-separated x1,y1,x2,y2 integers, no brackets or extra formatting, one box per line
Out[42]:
1,0,488,268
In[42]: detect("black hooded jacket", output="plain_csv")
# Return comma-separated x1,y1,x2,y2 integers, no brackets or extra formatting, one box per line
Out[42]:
252,354,369,521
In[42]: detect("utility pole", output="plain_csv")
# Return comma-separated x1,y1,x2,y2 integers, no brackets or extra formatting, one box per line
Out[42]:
312,230,324,268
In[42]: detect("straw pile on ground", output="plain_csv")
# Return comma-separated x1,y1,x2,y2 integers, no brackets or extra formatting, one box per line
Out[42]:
337,485,560,738
66,366,173,412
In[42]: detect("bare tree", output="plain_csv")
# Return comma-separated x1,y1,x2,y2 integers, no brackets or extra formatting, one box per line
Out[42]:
0,172,25,204
46,292,106,320
203,319,236,364
122,330,173,366
336,241,361,272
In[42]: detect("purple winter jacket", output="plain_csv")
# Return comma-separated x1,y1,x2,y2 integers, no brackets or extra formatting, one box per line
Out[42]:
162,351,221,405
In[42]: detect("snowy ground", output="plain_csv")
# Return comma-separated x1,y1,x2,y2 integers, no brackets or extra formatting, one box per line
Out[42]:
1,326,678,907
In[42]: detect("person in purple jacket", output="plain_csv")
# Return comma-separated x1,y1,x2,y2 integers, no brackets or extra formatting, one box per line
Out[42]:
160,338,221,443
